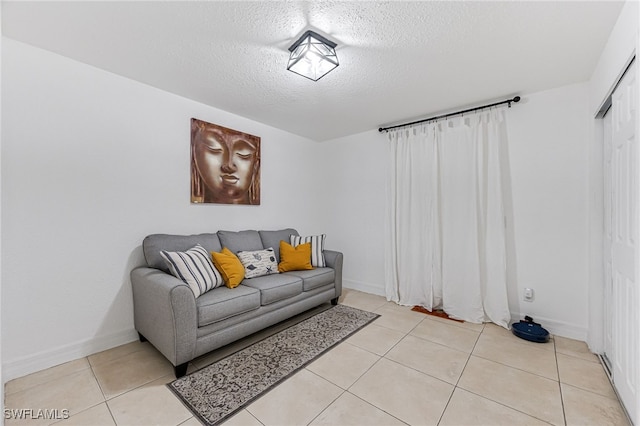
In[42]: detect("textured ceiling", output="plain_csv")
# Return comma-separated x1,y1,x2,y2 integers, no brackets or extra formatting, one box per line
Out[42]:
2,1,624,141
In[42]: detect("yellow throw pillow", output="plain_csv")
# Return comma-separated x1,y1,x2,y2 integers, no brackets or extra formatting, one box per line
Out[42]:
211,247,245,288
278,241,314,273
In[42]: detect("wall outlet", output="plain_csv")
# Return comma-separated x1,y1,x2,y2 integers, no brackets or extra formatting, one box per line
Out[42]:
523,288,534,302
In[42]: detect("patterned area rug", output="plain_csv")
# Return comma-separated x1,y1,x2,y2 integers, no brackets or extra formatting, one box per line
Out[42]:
168,304,379,425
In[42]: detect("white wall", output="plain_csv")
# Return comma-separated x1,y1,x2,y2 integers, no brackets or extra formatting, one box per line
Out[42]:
323,82,592,339
318,129,387,297
506,83,590,339
1,38,326,380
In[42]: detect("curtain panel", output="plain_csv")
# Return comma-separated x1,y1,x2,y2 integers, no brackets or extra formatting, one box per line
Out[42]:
384,109,511,327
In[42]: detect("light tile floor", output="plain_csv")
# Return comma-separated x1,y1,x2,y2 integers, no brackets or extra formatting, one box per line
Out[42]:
4,289,630,426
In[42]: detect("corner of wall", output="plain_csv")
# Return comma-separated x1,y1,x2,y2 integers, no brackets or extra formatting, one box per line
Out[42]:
343,279,386,298
510,312,587,341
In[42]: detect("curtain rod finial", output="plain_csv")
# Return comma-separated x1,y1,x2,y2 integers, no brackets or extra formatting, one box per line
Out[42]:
508,96,521,108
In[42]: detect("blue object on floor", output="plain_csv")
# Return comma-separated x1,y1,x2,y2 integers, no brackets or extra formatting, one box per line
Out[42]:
512,321,550,343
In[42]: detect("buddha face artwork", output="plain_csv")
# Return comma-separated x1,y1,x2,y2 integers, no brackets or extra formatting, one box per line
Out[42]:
191,118,261,205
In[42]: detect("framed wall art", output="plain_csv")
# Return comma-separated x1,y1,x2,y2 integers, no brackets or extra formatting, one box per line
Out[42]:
190,118,261,205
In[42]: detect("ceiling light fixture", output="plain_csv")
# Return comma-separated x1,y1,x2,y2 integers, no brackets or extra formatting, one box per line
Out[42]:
287,30,339,81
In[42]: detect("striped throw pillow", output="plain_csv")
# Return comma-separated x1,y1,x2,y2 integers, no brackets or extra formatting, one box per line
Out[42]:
290,234,326,267
160,245,223,297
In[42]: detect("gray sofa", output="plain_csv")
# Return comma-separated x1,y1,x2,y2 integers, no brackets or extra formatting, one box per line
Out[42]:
130,228,343,377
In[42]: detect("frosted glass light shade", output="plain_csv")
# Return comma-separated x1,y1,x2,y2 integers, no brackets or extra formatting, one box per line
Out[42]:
287,30,339,81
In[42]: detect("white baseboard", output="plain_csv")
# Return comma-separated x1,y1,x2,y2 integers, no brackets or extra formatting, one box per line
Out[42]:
342,279,386,297
510,312,588,341
341,282,589,342
3,329,138,383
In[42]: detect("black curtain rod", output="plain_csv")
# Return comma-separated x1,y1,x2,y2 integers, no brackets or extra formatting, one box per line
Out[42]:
378,96,521,133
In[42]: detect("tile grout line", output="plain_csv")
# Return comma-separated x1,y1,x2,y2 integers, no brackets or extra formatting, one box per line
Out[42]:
469,353,558,382
407,326,481,355
555,345,626,402
302,369,347,426
247,410,265,426
42,357,114,426
341,390,411,426
380,354,457,390
338,313,476,426
560,380,628,402
335,353,412,426
303,393,343,425
455,385,557,425
349,305,420,357
303,354,393,426
87,345,176,424
303,308,413,426
463,326,560,381
452,323,484,388
553,335,569,426
367,310,425,335
369,308,493,425
435,322,484,425
445,326,557,426
87,357,108,402
87,355,119,426
47,401,105,426
3,360,94,398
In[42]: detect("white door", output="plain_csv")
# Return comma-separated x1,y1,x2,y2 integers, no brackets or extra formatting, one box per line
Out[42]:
603,110,613,370
605,59,638,422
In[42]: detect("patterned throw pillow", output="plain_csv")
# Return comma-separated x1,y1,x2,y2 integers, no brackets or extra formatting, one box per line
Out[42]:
236,248,279,279
160,245,223,297
290,234,326,267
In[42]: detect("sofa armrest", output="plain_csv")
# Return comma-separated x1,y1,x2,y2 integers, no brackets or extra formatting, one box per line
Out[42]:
323,250,343,299
130,267,197,366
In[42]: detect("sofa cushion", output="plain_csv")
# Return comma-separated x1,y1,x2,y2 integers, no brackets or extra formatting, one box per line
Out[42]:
218,230,264,254
143,233,222,273
237,248,279,278
160,245,223,297
259,228,299,261
278,241,313,273
196,285,260,327
290,234,326,267
211,247,245,288
241,274,303,305
286,268,335,291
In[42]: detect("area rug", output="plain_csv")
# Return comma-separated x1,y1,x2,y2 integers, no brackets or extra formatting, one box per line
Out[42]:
411,305,464,323
168,304,379,426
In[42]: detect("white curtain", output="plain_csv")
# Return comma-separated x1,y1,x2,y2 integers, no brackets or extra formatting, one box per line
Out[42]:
384,108,511,327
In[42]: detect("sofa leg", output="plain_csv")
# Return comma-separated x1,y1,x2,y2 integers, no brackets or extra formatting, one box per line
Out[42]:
138,332,147,343
331,297,339,306
174,363,189,378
